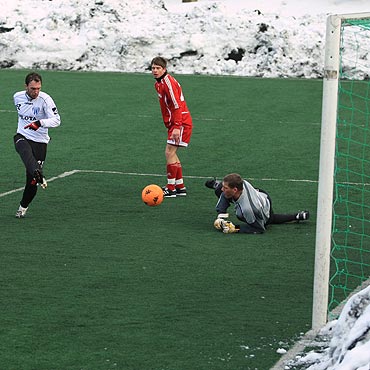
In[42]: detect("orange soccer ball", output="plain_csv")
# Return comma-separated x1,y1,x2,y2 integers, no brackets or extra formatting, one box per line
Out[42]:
141,184,164,207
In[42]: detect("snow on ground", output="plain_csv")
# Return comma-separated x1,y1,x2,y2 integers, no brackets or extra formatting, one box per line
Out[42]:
284,286,370,370
0,0,368,77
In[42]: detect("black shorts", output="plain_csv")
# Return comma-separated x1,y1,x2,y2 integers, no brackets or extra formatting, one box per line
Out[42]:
14,133,47,163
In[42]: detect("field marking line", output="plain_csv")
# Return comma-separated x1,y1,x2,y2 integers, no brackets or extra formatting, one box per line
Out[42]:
1,110,320,126
6,169,369,200
0,170,80,198
139,113,321,125
56,169,320,183
0,109,16,113
1,169,318,199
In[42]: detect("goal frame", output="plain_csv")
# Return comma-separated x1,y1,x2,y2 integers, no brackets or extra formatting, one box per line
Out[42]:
312,12,370,330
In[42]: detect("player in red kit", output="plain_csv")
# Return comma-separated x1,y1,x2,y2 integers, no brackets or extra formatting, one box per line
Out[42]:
151,56,193,198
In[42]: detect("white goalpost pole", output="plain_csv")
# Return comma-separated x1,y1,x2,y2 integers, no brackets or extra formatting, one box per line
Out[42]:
312,14,342,330
312,12,370,330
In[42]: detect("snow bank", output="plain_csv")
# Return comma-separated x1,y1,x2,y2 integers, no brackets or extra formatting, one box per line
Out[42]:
288,286,370,370
0,0,328,77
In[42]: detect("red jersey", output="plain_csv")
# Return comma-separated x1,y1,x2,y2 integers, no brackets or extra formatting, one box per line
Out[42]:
154,73,193,129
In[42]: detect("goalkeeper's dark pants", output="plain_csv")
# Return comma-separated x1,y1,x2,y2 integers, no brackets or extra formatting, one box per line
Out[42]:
14,134,47,208
264,194,299,224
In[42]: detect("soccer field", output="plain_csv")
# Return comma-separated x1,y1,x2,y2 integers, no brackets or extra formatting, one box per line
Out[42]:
0,70,322,370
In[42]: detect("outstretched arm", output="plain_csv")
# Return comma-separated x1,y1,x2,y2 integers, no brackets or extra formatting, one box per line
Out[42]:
216,193,231,215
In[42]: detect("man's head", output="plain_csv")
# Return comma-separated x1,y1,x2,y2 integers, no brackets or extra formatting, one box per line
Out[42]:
25,72,42,99
222,173,244,199
151,56,167,79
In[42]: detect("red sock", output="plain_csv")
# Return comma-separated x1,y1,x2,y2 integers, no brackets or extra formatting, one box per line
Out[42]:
175,162,185,189
166,163,177,190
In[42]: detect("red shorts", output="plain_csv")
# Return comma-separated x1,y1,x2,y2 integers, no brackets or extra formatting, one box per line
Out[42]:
167,124,192,147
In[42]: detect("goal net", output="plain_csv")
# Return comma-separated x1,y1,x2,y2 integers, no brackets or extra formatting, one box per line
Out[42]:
312,13,370,329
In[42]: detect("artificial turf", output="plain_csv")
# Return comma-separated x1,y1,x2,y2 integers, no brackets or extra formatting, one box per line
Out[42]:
0,69,322,369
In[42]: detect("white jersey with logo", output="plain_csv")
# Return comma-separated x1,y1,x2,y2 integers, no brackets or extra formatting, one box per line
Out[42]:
14,90,61,143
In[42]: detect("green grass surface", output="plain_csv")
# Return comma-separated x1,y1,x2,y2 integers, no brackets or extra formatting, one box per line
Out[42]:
0,70,322,370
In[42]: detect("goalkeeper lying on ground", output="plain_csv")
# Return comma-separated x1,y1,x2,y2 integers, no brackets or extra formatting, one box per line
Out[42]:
205,173,309,234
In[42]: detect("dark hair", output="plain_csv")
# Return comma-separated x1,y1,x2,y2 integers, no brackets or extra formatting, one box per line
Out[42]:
223,173,244,190
25,72,42,85
151,56,167,69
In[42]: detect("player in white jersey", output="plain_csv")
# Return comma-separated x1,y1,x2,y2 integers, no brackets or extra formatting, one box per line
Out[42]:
13,72,61,218
205,173,309,234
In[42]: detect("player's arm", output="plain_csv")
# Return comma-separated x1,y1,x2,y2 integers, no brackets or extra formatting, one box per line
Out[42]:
164,77,183,127
159,100,171,127
215,193,232,215
39,96,61,128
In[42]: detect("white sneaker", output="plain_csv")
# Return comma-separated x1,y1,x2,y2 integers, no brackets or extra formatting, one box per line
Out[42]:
15,205,28,218
296,210,310,221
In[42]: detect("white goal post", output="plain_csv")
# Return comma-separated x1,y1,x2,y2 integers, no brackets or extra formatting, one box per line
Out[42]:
312,12,370,330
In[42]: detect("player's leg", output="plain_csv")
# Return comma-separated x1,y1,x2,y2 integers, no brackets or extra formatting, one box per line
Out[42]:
266,195,309,224
261,189,309,224
31,140,48,189
269,211,310,223
163,143,179,197
14,134,47,187
14,137,47,218
164,125,191,197
14,134,39,178
174,125,191,196
16,171,38,216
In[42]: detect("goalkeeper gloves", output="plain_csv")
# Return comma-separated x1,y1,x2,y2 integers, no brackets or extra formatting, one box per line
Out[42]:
213,218,238,234
24,121,41,131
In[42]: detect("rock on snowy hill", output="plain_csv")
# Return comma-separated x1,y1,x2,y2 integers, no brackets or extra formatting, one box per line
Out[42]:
0,0,361,78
